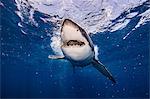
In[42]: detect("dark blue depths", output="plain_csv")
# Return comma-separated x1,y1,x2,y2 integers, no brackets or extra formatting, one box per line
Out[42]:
1,0,149,98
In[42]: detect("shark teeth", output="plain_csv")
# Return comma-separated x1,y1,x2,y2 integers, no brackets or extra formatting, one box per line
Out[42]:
63,40,85,47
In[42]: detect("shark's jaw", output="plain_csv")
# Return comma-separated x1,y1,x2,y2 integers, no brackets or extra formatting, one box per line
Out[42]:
61,19,94,63
61,39,93,62
62,40,85,47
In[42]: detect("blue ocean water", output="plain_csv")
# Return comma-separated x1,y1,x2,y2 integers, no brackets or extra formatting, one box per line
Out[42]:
1,0,149,98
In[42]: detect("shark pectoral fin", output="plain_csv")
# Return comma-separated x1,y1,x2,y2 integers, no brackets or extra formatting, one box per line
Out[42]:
92,59,116,83
48,55,65,60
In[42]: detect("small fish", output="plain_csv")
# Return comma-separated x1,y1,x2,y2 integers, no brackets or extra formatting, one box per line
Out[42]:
49,19,116,83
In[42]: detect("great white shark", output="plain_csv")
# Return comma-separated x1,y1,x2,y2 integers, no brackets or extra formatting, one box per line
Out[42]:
49,19,116,83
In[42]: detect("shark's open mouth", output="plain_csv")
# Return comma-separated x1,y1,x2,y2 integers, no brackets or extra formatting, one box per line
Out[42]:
63,40,85,47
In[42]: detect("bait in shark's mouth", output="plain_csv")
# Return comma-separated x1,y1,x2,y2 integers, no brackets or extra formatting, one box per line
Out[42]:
49,19,116,83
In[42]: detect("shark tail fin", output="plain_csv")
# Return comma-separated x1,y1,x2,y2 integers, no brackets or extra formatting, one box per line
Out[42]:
92,59,116,83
